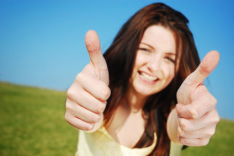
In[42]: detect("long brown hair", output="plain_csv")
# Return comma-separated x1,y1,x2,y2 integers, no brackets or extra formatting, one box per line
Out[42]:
103,3,200,156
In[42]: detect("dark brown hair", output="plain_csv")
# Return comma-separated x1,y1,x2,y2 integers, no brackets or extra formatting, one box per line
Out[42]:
103,3,200,156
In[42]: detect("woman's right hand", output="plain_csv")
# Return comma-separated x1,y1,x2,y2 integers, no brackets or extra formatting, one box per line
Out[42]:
65,30,110,132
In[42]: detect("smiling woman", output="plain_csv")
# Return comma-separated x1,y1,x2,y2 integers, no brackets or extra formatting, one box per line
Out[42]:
65,2,220,156
129,25,176,97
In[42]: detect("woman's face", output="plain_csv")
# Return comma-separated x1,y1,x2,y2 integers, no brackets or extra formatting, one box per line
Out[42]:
129,25,176,97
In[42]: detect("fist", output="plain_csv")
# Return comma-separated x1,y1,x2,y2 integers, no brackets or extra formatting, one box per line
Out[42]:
176,51,220,146
65,30,110,132
167,51,220,146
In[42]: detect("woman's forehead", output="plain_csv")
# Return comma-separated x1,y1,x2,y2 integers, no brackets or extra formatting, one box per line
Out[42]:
141,25,176,54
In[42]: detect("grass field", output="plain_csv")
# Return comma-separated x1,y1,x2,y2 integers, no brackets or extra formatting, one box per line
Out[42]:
0,82,233,156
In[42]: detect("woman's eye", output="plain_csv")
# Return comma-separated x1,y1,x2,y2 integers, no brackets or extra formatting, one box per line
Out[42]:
165,57,175,63
139,48,150,52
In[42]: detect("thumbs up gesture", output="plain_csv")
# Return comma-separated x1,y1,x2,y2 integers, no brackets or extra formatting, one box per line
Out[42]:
168,51,220,146
65,30,110,132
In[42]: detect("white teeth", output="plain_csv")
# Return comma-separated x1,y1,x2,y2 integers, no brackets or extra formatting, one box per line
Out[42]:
141,72,158,81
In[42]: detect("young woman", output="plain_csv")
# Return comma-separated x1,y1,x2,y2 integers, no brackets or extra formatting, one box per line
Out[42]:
65,3,220,156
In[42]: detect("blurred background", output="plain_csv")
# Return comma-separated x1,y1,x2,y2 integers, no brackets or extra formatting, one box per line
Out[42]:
1,0,233,120
0,0,234,155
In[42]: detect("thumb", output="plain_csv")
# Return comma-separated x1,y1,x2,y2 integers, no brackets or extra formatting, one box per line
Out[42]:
85,30,109,85
185,50,220,86
177,50,220,104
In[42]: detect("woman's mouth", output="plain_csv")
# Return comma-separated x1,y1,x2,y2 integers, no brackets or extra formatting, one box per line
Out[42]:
139,71,159,84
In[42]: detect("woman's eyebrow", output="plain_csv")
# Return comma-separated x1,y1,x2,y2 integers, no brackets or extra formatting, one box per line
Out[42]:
166,52,176,55
140,42,155,49
141,42,176,55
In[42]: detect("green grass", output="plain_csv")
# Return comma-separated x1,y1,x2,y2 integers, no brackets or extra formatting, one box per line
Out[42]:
0,82,78,156
181,119,234,156
0,82,234,156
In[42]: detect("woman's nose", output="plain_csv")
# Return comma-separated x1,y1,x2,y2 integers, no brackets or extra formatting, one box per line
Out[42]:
147,55,162,72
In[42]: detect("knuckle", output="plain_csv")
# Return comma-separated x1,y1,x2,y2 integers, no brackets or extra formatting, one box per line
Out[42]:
96,103,106,113
213,97,217,105
75,72,84,82
201,92,216,107
205,128,215,138
214,116,220,124
66,85,82,102
66,88,73,99
98,83,111,100
91,114,101,123
83,123,94,131
201,138,210,146
64,111,94,131
66,86,78,100
216,115,220,123
64,112,70,122
186,107,198,119
208,129,216,137
214,112,220,123
209,96,217,107
66,83,72,92
211,110,220,124
103,87,111,99
65,99,75,111
77,123,93,131
64,112,77,127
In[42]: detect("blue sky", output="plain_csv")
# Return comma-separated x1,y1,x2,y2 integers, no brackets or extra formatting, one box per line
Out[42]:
0,0,233,120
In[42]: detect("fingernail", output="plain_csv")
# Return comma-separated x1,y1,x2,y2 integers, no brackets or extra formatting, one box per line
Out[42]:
89,124,94,130
191,110,197,118
178,126,184,136
179,118,188,130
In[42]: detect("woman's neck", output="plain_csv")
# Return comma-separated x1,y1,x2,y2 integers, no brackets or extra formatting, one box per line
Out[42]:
106,92,149,148
124,87,149,113
105,86,150,148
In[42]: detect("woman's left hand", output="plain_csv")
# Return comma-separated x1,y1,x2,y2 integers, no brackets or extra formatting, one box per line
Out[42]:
170,50,220,146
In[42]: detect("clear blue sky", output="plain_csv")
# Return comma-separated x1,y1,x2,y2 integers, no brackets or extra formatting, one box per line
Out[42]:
0,0,233,120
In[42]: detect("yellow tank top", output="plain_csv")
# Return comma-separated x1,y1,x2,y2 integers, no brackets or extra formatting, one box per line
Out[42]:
75,125,182,156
